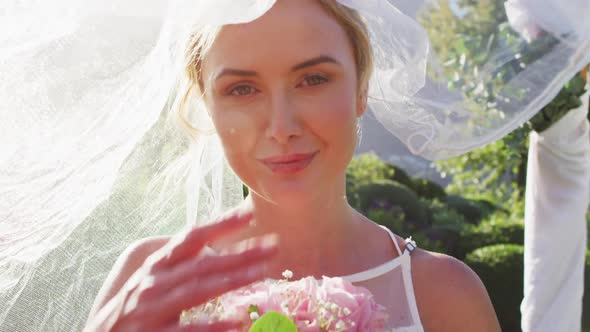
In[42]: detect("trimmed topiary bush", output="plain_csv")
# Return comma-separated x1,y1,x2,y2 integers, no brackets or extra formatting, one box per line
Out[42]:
473,198,505,214
386,164,414,189
444,195,495,224
356,180,428,225
465,244,524,332
367,207,406,234
346,154,395,208
454,215,524,260
411,178,447,200
422,199,466,227
346,153,394,185
420,199,470,253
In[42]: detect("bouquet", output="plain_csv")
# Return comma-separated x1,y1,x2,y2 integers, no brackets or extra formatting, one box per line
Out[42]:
180,270,390,331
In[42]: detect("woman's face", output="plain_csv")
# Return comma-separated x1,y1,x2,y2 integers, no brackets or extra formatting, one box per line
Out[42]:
201,0,365,205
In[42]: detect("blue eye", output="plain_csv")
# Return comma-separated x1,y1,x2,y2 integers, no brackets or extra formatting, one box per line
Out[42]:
302,74,329,87
228,85,257,96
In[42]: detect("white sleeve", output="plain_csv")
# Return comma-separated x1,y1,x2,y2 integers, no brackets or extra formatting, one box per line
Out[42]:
505,0,590,41
521,90,590,332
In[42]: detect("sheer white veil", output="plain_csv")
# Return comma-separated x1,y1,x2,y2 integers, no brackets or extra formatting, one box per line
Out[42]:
1,0,588,330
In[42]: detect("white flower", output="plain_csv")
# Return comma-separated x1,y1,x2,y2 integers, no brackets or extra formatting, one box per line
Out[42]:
335,320,347,330
249,312,260,321
282,269,294,280
329,302,338,312
281,302,289,312
204,302,214,312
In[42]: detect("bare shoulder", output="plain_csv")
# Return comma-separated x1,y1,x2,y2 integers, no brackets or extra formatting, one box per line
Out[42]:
86,236,170,321
409,248,501,332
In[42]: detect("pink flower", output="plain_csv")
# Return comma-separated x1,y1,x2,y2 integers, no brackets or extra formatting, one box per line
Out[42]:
317,277,388,331
220,280,287,320
215,275,389,331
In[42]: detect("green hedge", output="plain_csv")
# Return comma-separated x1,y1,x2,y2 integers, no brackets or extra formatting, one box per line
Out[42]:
346,154,394,186
387,164,414,189
454,217,524,260
412,178,447,200
356,180,428,225
346,153,421,208
367,207,405,232
465,244,524,332
418,199,468,253
444,195,497,224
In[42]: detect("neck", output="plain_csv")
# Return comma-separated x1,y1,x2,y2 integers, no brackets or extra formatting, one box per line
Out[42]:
240,183,365,278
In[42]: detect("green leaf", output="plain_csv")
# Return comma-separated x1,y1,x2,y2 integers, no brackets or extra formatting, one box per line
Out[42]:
248,311,298,332
567,75,587,94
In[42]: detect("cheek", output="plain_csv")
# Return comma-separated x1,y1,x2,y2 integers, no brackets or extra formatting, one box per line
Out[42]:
210,107,259,178
214,112,255,150
303,90,358,153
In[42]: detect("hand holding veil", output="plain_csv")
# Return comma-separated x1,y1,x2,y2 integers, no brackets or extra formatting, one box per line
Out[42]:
1,0,589,331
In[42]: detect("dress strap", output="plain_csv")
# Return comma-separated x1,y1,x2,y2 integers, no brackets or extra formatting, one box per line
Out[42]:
399,238,423,331
341,255,406,283
378,225,403,257
341,226,407,283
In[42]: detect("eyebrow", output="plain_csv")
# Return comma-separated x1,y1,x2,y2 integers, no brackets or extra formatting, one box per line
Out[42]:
292,55,340,71
214,55,341,81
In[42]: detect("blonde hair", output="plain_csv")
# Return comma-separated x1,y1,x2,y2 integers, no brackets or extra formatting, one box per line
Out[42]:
175,0,374,137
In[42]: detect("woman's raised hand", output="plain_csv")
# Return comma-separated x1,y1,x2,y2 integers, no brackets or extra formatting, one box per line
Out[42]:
85,211,278,332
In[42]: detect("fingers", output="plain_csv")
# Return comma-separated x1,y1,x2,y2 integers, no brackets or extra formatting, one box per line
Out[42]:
129,240,277,326
113,210,274,331
155,234,278,293
154,260,269,319
152,211,253,270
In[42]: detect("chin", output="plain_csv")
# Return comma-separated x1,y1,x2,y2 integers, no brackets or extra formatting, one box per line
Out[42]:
240,153,347,207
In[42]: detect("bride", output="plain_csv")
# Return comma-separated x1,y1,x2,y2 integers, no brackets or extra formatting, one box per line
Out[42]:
84,1,500,331
3,0,588,331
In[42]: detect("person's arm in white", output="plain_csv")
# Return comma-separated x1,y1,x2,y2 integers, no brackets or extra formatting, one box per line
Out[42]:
522,88,590,332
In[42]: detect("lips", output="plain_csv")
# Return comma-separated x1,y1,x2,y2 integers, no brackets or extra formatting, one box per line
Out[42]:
259,151,318,175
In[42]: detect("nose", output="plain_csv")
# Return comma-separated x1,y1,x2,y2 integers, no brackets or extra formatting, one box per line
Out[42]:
265,93,303,145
